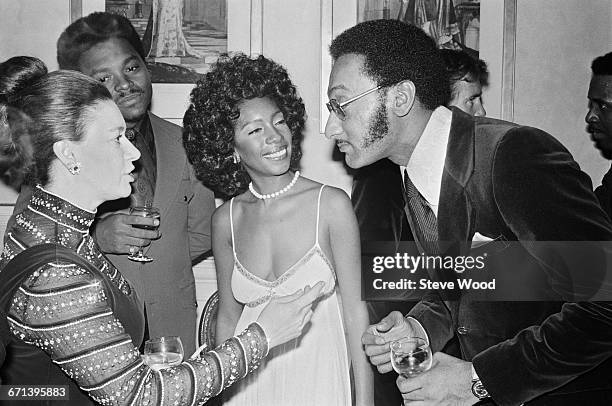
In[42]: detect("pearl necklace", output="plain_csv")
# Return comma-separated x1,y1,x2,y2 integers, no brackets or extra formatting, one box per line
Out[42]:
249,171,300,200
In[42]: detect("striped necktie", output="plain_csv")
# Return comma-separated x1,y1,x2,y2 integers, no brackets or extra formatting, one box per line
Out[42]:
403,170,440,254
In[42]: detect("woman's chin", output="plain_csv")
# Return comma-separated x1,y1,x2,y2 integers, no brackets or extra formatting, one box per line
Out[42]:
111,184,134,201
265,161,291,175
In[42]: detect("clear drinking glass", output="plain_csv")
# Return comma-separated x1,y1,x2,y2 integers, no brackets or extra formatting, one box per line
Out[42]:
127,206,160,262
142,336,184,371
390,337,433,377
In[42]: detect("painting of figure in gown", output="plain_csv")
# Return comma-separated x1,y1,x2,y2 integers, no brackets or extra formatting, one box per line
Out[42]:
106,0,227,82
358,0,480,54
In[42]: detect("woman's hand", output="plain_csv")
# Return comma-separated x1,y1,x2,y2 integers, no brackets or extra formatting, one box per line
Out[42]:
256,281,325,349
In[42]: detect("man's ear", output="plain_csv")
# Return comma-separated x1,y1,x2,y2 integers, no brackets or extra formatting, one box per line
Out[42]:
389,80,416,117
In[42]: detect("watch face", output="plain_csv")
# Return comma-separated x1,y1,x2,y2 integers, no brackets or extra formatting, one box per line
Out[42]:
471,379,490,399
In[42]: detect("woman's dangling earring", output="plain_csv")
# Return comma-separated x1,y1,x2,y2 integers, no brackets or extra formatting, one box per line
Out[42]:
232,152,241,164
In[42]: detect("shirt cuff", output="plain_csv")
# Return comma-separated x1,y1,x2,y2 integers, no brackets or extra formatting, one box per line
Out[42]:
472,363,479,381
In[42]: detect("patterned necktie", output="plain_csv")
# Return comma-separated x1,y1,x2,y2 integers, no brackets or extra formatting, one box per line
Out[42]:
403,170,440,254
126,128,156,207
404,171,460,301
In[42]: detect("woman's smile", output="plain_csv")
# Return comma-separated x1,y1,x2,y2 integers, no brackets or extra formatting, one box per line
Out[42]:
263,146,288,160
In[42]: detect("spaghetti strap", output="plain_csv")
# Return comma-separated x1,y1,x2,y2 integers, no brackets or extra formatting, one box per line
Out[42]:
229,197,237,255
315,185,326,246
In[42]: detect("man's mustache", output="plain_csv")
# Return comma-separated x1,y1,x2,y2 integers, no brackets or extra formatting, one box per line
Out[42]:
116,88,144,99
587,124,602,133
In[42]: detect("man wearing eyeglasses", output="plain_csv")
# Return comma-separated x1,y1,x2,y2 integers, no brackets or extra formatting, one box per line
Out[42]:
326,19,612,406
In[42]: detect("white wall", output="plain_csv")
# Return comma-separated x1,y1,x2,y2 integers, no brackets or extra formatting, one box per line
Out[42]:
479,0,504,119
512,0,612,185
0,0,70,71
0,0,73,203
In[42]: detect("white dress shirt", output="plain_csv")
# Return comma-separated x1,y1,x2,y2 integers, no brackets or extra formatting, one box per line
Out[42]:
400,106,452,217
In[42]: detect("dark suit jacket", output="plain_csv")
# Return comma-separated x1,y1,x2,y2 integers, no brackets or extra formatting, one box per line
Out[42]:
358,108,612,405
595,164,612,221
8,113,216,355
353,159,410,246
352,160,417,406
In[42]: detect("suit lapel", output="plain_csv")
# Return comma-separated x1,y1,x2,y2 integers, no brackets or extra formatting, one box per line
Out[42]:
149,113,185,220
438,109,476,246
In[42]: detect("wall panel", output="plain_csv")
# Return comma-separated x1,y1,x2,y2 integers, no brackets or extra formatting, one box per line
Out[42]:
513,0,612,184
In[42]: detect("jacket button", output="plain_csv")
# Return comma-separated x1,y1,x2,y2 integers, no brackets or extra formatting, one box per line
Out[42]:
457,326,469,335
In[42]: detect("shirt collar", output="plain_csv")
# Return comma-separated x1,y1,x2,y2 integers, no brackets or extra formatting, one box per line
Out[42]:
126,114,155,159
400,106,452,212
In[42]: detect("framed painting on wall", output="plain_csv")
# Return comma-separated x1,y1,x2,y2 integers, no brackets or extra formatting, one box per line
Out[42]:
104,0,227,83
357,0,481,54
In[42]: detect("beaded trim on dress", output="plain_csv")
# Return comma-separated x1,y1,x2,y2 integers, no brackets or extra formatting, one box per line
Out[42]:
1,186,131,295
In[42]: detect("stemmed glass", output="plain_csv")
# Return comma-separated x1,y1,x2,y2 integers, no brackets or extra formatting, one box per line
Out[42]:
128,206,160,262
390,337,433,377
142,336,184,371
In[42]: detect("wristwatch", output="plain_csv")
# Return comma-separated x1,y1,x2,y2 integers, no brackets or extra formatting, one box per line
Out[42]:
471,378,489,399
471,365,490,400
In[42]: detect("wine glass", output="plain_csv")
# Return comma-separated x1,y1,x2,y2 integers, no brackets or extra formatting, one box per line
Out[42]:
390,337,432,377
143,336,184,371
128,206,160,262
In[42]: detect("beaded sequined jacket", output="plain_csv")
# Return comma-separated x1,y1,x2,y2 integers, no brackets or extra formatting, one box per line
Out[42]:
0,186,268,405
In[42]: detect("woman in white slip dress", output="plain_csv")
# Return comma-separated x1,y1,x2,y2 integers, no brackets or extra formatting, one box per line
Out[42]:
183,53,373,406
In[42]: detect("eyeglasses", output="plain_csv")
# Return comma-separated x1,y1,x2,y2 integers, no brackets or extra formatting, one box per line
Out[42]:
326,85,382,120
